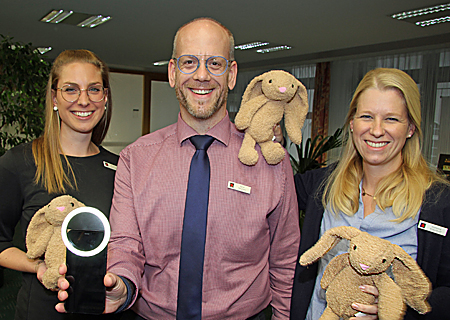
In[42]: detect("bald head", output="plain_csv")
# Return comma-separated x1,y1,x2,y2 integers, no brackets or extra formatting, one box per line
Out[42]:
171,18,235,60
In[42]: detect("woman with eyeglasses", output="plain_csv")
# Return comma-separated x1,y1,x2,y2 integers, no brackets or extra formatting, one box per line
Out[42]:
0,50,120,320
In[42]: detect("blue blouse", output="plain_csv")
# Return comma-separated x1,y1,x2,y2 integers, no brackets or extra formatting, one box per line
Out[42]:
306,182,419,320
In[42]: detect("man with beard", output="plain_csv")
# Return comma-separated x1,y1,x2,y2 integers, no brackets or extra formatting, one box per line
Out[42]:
57,17,299,320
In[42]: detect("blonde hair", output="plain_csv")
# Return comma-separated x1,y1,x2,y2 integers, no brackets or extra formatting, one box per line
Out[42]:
171,17,235,60
32,49,112,194
323,68,447,222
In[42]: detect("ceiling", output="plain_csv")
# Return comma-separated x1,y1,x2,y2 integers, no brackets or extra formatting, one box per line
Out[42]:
1,0,450,74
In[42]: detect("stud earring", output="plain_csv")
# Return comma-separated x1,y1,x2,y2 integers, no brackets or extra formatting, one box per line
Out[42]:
351,128,353,133
53,106,58,111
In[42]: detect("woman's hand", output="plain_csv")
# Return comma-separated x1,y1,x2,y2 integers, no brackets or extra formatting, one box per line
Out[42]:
349,285,379,320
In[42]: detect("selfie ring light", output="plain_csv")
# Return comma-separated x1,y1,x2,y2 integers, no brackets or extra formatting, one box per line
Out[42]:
61,207,111,257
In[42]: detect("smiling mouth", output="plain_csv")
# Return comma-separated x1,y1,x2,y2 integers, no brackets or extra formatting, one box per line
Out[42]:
72,111,93,117
190,89,213,95
366,141,388,148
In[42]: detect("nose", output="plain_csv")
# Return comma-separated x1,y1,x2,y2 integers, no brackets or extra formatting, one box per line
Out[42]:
370,119,385,137
360,263,369,271
56,206,65,212
279,87,286,93
192,61,211,81
77,89,90,106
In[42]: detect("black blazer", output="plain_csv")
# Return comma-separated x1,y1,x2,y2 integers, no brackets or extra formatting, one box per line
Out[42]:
290,166,450,320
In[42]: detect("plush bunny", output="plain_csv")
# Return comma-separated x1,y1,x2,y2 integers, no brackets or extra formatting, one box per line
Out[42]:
26,195,85,289
234,70,309,165
300,226,431,320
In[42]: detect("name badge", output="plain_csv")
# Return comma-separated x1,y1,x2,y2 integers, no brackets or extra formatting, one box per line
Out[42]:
228,181,251,194
103,161,117,171
418,220,447,236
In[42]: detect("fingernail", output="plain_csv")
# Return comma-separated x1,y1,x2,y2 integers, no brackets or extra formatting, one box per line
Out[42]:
359,285,366,290
352,303,359,308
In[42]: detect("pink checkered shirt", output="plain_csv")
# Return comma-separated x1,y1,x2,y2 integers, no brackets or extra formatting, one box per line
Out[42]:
108,113,300,319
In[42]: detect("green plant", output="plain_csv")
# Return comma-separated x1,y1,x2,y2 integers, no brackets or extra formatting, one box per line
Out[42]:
290,127,343,175
290,127,343,230
0,35,51,156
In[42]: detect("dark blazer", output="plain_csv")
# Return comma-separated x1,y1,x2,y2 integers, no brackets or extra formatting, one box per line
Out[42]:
290,166,450,320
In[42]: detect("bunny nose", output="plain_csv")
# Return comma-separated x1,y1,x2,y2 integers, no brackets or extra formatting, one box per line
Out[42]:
278,87,286,93
360,263,369,270
56,206,65,212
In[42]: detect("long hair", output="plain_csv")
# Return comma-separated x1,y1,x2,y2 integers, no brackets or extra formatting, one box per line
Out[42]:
323,68,447,222
32,49,112,194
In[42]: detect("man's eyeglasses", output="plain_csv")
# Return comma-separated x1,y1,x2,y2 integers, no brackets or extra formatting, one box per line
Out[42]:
173,55,232,76
56,85,107,103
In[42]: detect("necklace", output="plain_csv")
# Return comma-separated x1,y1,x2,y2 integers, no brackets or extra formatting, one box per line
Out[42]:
361,187,376,200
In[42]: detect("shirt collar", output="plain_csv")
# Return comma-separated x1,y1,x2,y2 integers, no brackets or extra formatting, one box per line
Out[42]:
176,111,231,147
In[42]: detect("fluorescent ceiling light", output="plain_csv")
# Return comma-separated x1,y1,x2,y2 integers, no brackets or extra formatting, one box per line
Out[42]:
37,47,52,54
391,3,450,20
257,45,292,54
235,42,269,50
416,16,450,27
153,60,169,66
40,10,73,23
77,15,111,28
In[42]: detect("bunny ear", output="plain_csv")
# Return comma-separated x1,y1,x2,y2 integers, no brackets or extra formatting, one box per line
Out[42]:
300,226,361,265
391,245,432,314
240,73,265,106
234,73,268,130
284,79,309,145
26,206,50,258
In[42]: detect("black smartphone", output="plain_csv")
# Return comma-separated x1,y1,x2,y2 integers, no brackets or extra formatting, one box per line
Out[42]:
61,208,111,314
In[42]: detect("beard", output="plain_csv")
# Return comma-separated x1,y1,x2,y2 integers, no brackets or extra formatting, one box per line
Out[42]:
175,74,229,120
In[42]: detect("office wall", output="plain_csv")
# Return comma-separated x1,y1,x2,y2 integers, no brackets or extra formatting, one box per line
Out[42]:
103,72,144,154
150,81,179,133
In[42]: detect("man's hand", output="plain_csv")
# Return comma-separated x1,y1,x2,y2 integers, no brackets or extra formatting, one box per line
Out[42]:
349,285,379,320
273,124,284,145
55,263,128,314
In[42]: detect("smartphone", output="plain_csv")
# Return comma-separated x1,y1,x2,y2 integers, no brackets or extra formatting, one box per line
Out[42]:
61,207,111,314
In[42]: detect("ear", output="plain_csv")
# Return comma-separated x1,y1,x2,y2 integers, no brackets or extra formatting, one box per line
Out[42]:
103,88,108,105
407,122,416,138
241,73,265,106
227,61,238,90
391,244,432,313
284,79,309,145
52,89,57,107
300,226,361,265
350,119,354,131
168,59,177,88
26,206,51,258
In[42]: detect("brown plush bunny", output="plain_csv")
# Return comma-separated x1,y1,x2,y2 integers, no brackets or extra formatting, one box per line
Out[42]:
234,70,309,165
300,226,431,320
26,195,85,289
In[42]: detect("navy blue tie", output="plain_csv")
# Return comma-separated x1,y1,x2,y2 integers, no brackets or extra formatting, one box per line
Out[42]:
177,135,215,320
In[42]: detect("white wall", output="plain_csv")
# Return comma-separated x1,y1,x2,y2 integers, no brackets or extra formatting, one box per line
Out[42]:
150,81,179,133
103,72,144,155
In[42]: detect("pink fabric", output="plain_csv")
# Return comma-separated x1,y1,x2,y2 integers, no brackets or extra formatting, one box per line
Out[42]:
108,113,300,319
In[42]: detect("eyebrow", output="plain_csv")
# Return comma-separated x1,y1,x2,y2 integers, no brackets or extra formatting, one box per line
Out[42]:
62,81,102,87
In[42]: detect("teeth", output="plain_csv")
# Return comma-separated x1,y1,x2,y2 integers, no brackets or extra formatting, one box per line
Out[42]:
367,141,388,148
73,111,93,117
191,89,212,95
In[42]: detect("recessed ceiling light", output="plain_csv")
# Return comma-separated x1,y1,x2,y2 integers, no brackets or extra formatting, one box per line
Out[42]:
77,15,111,28
153,60,169,66
40,10,73,23
235,42,269,50
391,3,450,20
416,16,450,27
37,47,52,54
257,45,292,54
